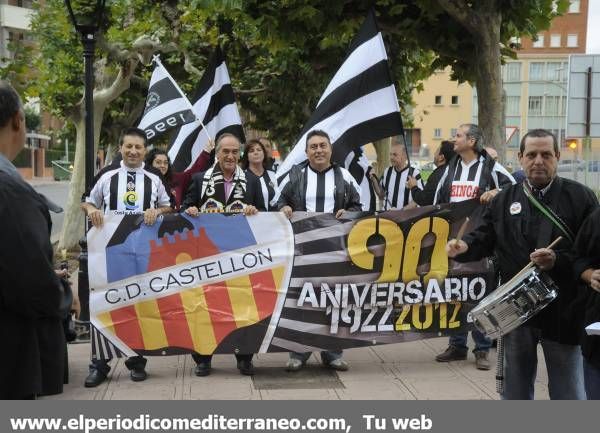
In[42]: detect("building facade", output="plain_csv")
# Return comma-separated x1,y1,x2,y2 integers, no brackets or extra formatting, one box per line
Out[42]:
411,0,588,164
409,67,473,157
0,0,33,65
475,0,588,161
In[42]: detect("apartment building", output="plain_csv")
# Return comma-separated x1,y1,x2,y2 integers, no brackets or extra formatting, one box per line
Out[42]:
411,0,588,163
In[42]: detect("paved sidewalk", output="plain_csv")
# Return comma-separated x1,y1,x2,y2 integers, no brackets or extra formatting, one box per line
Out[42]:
26,176,59,187
46,338,550,400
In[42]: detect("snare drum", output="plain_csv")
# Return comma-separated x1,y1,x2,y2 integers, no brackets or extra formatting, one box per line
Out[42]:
467,266,558,339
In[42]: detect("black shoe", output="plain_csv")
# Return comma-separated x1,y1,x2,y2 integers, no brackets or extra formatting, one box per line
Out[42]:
130,366,147,382
84,369,107,388
435,346,468,362
194,362,211,377
237,359,255,375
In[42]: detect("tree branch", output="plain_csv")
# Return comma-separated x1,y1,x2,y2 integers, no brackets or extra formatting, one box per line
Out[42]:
95,58,139,107
234,87,267,95
435,0,478,30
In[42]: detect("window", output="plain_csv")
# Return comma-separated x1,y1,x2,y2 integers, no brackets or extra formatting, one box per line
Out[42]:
434,95,442,105
506,96,521,116
529,62,544,81
503,62,521,82
434,128,442,139
546,62,563,81
451,96,459,105
528,96,543,116
567,34,578,47
550,34,561,48
450,128,458,138
545,96,561,116
569,0,580,13
533,34,544,48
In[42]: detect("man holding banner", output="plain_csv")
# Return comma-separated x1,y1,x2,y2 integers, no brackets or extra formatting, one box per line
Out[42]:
447,129,597,399
434,123,515,370
278,129,361,372
82,127,172,387
182,132,263,376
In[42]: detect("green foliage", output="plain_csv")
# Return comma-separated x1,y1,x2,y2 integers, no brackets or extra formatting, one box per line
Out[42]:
386,0,567,84
0,39,36,97
7,0,562,155
24,107,41,132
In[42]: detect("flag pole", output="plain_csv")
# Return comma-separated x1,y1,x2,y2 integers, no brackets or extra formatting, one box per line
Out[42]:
152,55,213,145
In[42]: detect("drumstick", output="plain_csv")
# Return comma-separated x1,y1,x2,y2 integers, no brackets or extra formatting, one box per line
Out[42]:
501,236,563,288
449,217,470,249
455,217,470,242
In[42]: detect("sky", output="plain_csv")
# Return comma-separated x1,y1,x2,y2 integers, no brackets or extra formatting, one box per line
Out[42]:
587,0,600,53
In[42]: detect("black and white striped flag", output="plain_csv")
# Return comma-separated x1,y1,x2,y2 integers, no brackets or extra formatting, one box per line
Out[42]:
276,10,405,196
138,56,197,141
345,146,376,211
169,47,245,171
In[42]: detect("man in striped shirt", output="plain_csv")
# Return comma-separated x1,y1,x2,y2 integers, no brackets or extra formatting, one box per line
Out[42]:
278,130,362,372
82,127,172,387
372,143,423,210
433,123,515,370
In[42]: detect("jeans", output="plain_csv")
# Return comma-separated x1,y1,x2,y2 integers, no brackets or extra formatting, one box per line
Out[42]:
501,326,585,400
449,330,492,353
583,357,600,400
290,350,343,364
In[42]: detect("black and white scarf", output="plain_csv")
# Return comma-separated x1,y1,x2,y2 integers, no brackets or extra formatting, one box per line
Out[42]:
198,164,247,213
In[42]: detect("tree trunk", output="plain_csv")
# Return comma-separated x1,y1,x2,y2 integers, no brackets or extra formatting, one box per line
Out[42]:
57,60,137,250
57,111,86,251
57,103,106,251
473,14,505,161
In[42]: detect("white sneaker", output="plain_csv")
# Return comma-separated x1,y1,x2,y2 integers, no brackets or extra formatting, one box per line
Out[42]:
286,358,303,372
326,358,349,371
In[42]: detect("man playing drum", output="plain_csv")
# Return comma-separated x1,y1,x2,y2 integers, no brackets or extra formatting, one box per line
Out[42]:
446,129,597,399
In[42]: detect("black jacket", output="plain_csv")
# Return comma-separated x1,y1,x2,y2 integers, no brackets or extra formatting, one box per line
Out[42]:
182,168,266,211
411,163,446,206
277,163,362,212
0,171,66,398
456,177,598,345
573,208,600,368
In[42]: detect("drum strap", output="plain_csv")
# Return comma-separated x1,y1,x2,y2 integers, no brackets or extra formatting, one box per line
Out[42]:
522,183,574,243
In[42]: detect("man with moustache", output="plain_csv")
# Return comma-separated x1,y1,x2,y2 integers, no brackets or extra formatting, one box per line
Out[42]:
446,129,597,399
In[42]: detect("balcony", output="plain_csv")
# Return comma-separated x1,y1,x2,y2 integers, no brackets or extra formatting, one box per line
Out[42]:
0,4,32,31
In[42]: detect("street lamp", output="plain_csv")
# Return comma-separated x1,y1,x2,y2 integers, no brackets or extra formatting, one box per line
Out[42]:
65,0,106,328
65,0,106,191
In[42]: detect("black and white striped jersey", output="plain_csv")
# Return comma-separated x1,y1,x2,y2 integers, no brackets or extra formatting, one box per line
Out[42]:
302,165,360,212
380,165,423,210
245,169,278,211
86,161,171,213
434,155,515,204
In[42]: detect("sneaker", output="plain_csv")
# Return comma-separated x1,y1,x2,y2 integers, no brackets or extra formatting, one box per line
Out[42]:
286,358,304,372
325,358,349,371
435,346,468,362
475,351,491,370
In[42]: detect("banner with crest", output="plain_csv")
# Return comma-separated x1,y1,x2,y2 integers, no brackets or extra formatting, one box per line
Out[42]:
87,200,494,358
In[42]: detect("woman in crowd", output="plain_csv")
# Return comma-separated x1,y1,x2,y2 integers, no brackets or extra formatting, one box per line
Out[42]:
145,140,214,210
240,138,278,210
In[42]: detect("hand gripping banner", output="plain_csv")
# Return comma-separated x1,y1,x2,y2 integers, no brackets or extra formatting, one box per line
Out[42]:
87,200,494,358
